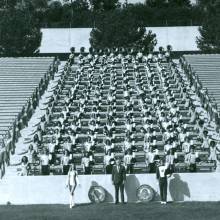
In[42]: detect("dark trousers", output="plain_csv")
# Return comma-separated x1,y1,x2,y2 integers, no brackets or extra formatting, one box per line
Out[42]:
126,164,134,174
106,165,113,174
189,164,197,172
84,166,92,175
159,178,167,202
63,165,70,175
41,165,50,175
149,163,156,173
114,183,124,203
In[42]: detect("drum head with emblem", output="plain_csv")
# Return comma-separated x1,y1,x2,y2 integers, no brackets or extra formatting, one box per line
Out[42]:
88,186,106,203
136,184,154,202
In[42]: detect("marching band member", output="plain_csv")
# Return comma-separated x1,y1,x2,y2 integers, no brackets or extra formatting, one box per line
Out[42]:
184,146,200,172
156,159,172,204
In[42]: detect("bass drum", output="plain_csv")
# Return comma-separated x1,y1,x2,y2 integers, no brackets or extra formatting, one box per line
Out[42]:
88,186,106,203
136,184,155,202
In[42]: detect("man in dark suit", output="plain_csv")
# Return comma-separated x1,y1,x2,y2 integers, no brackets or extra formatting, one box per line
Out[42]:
112,158,126,204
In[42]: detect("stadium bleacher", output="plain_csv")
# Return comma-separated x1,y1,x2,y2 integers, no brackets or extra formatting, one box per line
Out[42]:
181,54,220,124
1,51,220,177
0,57,55,177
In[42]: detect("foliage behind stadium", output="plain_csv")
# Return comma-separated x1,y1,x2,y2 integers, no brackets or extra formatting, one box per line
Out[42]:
0,0,220,56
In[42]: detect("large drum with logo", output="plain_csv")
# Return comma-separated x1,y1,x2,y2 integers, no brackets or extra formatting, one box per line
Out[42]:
88,186,106,203
136,184,155,202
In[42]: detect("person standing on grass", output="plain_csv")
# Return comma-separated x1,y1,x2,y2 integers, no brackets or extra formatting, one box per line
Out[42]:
156,159,172,204
66,164,79,209
112,158,126,204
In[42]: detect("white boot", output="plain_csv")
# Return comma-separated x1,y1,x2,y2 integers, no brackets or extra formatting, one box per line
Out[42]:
71,195,75,208
69,195,73,209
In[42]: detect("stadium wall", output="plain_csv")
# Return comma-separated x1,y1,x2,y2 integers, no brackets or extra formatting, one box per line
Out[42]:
39,26,200,54
38,51,203,61
0,173,220,205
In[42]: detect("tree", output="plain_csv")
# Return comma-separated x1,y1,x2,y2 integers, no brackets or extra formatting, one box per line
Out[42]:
196,0,220,52
136,30,157,53
89,10,157,52
0,7,42,56
0,0,17,8
145,0,167,8
71,0,89,11
89,0,120,11
23,0,49,10
46,1,63,22
167,0,191,7
197,0,216,8
146,0,191,8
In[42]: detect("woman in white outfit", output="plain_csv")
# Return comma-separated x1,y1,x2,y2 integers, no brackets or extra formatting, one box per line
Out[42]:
66,164,79,208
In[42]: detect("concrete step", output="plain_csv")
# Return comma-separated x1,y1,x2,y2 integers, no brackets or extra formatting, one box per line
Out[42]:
3,63,65,178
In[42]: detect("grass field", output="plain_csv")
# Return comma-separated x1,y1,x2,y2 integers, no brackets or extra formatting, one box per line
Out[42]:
0,202,220,220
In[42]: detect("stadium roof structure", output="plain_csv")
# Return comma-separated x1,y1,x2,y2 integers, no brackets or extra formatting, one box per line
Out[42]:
39,26,200,53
